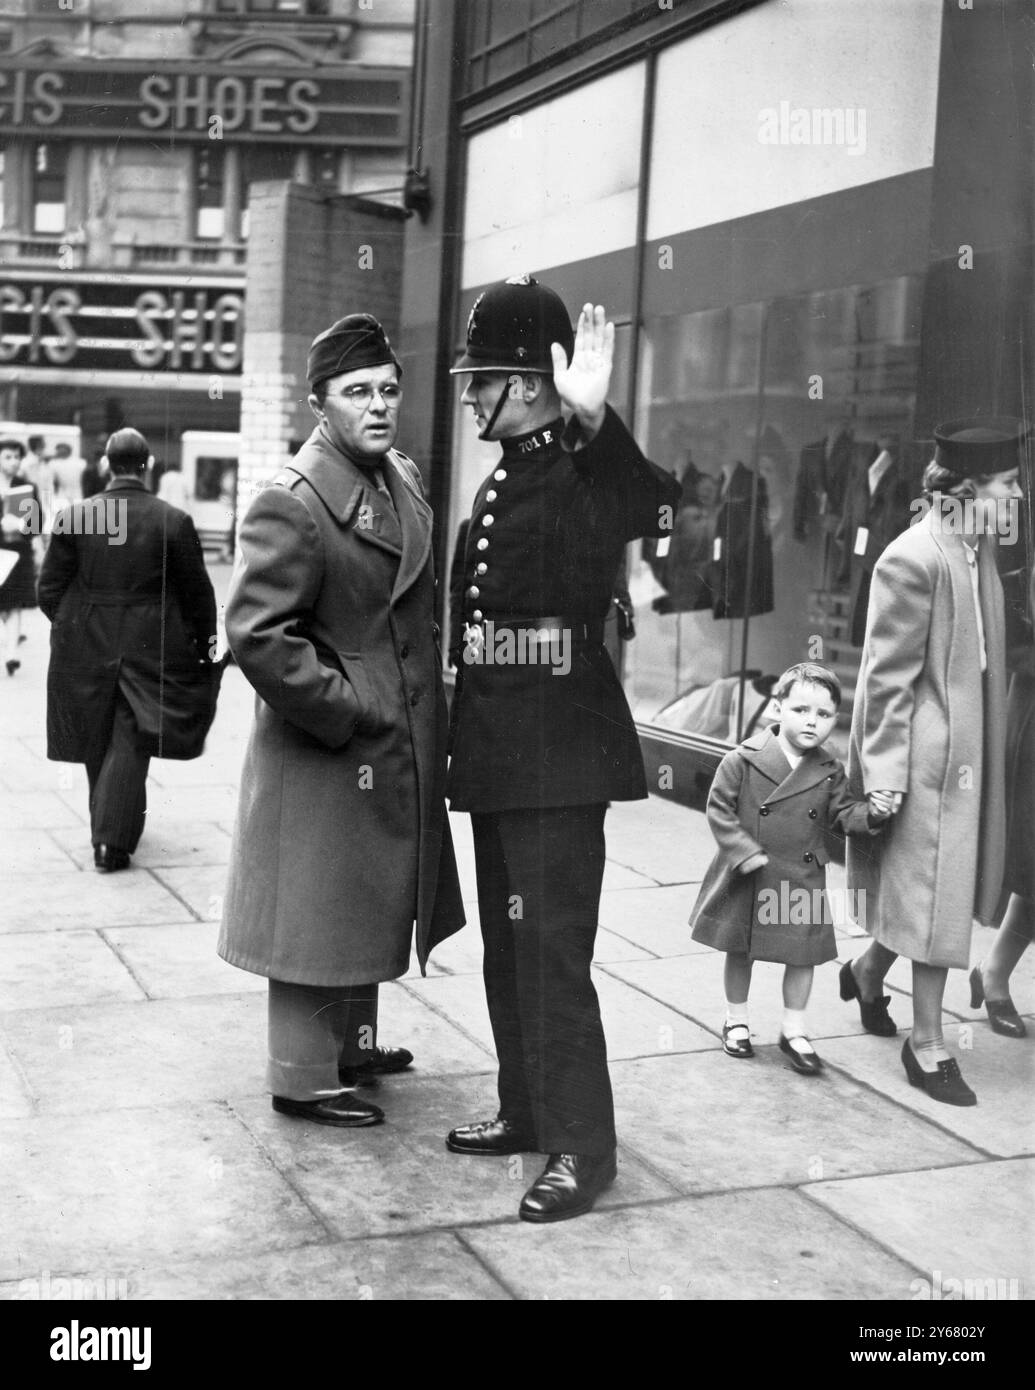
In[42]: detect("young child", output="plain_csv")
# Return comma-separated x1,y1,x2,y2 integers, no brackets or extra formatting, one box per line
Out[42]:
689,661,893,1074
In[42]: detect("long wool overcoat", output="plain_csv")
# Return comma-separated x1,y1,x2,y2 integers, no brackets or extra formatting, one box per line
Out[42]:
218,427,465,987
846,506,1007,969
690,726,878,966
38,477,216,761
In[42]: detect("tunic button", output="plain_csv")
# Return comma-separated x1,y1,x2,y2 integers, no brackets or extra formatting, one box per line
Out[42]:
808,808,817,819
410,691,420,706
476,537,489,551
759,806,770,816
467,585,480,599
493,469,507,481
472,609,483,621
482,514,495,527
485,490,497,502
803,851,814,863
476,562,487,575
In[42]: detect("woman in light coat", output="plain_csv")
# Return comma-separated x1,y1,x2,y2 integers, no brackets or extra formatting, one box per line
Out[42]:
844,418,1024,1106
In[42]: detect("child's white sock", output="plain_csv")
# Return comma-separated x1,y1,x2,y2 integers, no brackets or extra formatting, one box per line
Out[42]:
725,1001,750,1029
782,1009,814,1052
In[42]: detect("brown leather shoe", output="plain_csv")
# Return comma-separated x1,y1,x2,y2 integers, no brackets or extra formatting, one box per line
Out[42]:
272,1092,384,1127
518,1151,617,1223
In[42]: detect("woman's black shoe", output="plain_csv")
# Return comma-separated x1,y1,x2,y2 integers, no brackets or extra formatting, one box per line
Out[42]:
969,966,1028,1039
901,1039,977,1106
722,1021,754,1058
839,960,897,1036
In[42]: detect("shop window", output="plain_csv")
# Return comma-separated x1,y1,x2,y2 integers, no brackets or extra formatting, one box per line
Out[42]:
195,146,225,241
465,0,642,94
32,142,66,235
0,150,4,230
627,276,923,757
240,145,296,240
211,1,330,13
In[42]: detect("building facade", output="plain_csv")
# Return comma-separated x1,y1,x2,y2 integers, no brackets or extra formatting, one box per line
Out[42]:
398,0,1033,803
0,0,415,493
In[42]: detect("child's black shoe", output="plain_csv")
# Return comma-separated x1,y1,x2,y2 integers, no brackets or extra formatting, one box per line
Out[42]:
722,1022,754,1058
779,1034,823,1075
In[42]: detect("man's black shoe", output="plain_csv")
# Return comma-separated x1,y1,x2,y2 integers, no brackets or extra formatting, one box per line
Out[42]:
94,844,131,873
272,1092,384,1127
446,1116,537,1155
519,1151,617,1223
338,1045,414,1088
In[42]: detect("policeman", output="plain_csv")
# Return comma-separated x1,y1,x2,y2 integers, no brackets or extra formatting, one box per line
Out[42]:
445,276,681,1221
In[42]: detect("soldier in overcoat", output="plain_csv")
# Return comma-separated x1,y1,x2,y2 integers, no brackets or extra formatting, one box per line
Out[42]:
444,278,682,1222
219,315,465,1128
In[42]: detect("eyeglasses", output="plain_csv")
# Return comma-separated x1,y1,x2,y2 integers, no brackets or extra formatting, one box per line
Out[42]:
336,383,402,410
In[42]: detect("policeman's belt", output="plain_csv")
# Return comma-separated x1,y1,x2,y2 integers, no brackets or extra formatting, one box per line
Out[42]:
469,614,605,644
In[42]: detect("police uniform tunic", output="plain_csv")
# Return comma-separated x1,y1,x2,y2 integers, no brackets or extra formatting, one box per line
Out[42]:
448,405,681,1155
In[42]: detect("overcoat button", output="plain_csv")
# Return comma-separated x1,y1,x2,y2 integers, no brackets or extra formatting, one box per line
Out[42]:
803,851,814,862
759,806,770,816
410,691,420,706
808,808,817,818
400,644,410,659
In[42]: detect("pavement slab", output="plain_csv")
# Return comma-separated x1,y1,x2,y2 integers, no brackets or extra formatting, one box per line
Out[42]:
148,864,230,922
0,791,85,831
598,883,712,959
1,828,80,870
0,1102,326,1283
403,967,717,1063
49,822,233,871
609,1053,981,1195
817,1029,1035,1158
35,1231,514,1301
459,1188,922,1300
0,930,144,1011
0,1045,34,1119
227,1072,678,1240
808,1157,1035,1297
102,922,266,1000
603,796,714,885
0,868,191,934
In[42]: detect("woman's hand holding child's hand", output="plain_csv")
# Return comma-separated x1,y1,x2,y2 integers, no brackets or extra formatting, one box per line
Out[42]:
868,790,902,819
739,851,769,875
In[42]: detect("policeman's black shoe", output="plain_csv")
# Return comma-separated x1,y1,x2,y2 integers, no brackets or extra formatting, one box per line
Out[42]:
338,1045,415,1088
271,1092,384,1127
518,1151,618,1224
779,1035,824,1076
94,844,131,873
839,960,897,1036
446,1116,537,1155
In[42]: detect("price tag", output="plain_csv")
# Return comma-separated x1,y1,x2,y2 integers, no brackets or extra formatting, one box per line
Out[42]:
713,537,722,562
655,536,671,558
854,526,869,556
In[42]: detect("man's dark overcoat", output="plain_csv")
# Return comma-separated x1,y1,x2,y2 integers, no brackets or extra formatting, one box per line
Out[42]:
218,427,465,986
38,477,216,761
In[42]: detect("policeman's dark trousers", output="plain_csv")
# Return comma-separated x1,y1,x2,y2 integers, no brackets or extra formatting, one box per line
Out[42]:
266,980,378,1102
471,803,616,1157
84,692,150,854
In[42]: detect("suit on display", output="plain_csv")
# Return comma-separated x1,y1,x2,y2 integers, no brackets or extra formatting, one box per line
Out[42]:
711,462,774,619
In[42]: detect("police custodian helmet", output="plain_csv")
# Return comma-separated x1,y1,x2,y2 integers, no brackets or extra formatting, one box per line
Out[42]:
450,274,575,375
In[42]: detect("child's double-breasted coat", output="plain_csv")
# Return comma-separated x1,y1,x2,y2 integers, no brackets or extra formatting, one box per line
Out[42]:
690,726,879,966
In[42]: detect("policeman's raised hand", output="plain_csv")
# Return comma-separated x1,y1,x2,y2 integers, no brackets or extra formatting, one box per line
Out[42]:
551,302,613,441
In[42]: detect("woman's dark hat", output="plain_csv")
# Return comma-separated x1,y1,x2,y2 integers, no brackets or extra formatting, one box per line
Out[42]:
307,314,401,390
933,416,1028,476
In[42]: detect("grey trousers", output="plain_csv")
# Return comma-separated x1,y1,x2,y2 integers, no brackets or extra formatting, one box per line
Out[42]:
267,979,379,1101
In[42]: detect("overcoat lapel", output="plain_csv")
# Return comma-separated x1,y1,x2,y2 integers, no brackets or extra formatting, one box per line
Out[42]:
739,726,839,801
384,449,432,605
285,429,403,558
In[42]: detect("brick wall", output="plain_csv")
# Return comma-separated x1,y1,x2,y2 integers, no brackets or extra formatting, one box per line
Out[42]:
238,180,406,510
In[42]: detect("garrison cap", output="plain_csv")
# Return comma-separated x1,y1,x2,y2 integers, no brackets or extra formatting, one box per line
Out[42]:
307,314,401,390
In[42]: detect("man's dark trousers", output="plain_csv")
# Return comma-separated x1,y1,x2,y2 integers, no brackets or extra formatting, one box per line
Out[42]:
84,691,150,853
470,802,615,1157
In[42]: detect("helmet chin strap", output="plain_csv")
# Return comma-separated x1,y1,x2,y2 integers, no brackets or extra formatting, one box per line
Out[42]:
477,375,520,442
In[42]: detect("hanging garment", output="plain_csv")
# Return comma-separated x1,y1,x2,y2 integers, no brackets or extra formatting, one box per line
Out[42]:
711,462,774,620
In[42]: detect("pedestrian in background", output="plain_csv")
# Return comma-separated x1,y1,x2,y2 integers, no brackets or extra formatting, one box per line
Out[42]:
0,437,40,676
38,427,216,872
